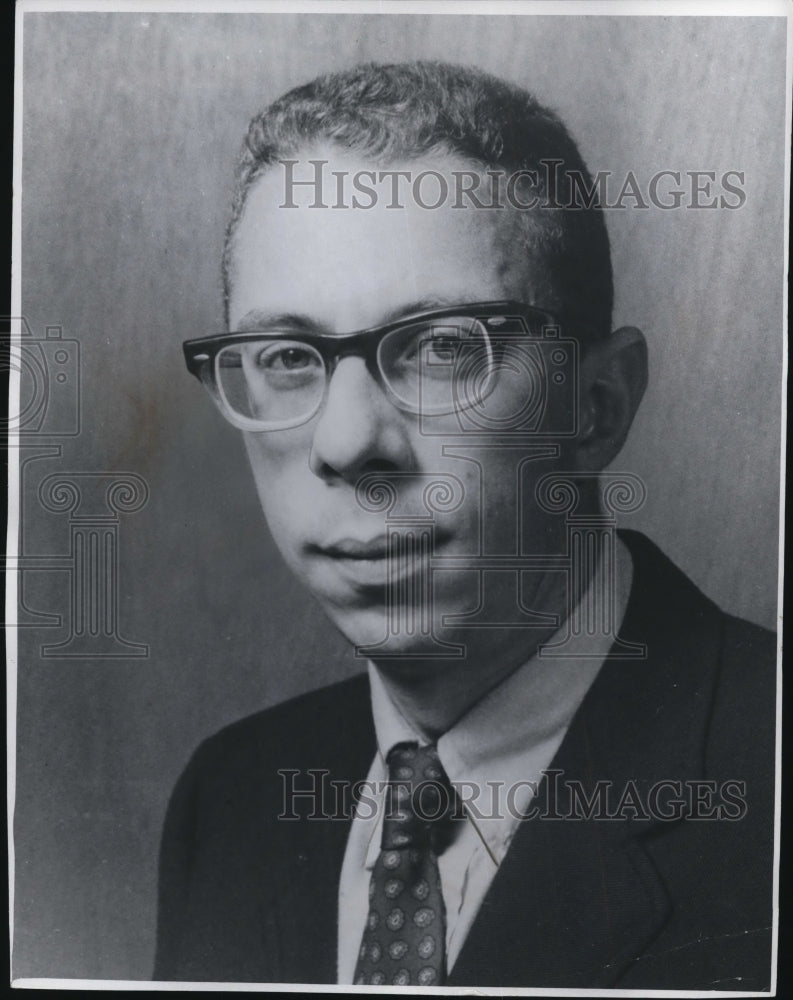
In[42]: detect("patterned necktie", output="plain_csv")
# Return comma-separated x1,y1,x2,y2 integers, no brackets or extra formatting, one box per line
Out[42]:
354,741,458,987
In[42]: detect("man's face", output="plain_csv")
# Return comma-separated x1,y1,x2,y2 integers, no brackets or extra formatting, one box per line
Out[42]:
228,149,574,662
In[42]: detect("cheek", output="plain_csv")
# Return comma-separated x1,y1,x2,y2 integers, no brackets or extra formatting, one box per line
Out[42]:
243,432,313,536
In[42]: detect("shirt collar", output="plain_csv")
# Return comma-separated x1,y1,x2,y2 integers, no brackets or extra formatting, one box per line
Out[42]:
367,537,634,860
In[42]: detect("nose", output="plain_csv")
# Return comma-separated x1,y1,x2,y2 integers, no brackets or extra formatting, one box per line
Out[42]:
308,356,416,482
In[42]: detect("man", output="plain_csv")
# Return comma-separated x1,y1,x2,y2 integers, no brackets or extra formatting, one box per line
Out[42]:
154,62,776,989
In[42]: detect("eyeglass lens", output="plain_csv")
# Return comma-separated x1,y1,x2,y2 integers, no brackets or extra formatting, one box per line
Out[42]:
215,316,504,427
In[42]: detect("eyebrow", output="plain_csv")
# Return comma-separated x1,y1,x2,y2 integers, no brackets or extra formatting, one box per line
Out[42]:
234,311,332,334
234,297,466,336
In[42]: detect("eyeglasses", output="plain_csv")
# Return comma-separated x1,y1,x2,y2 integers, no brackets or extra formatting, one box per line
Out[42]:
183,301,585,432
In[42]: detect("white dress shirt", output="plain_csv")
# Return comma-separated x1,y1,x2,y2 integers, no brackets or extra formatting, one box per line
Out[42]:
337,537,633,983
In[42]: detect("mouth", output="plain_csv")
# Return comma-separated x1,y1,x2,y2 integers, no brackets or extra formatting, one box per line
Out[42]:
308,531,451,588
321,536,391,560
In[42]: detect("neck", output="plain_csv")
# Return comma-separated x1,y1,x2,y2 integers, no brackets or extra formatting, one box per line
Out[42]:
368,495,605,738
370,640,547,740
370,577,569,739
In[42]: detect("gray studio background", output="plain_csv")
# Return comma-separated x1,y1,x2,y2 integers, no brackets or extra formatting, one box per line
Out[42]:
14,12,785,980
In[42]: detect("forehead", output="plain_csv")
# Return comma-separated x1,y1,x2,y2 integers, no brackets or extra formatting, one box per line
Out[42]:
227,150,546,331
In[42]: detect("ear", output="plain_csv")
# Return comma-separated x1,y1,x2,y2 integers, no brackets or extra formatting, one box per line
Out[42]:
573,326,648,471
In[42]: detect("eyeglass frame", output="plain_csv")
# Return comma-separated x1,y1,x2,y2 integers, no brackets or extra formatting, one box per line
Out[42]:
182,300,595,431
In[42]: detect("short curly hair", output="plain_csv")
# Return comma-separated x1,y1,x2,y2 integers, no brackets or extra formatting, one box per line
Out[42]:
222,60,612,336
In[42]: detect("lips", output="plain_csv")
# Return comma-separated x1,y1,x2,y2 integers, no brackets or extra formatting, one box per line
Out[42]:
321,536,391,559
308,530,450,589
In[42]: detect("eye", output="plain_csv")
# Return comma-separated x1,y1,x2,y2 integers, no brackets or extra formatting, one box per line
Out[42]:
422,334,460,362
255,344,320,372
401,328,462,364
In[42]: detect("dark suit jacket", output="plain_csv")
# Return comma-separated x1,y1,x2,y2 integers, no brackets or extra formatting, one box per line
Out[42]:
154,530,776,988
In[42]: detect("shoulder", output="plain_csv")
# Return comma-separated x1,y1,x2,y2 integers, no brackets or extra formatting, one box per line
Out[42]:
199,671,371,754
616,528,777,773
177,671,373,798
719,611,777,665
708,612,777,778
619,528,776,659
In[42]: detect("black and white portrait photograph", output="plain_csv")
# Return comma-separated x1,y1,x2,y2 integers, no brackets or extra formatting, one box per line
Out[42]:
8,1,787,992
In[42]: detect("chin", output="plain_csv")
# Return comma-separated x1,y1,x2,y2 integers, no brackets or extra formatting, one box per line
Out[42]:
323,603,463,662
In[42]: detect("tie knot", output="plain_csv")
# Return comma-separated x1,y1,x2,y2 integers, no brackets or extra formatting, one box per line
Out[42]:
381,742,459,852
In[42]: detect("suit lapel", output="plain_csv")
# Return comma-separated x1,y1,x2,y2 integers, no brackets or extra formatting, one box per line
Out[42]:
450,530,726,987
271,798,353,982
447,713,674,987
266,674,376,984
